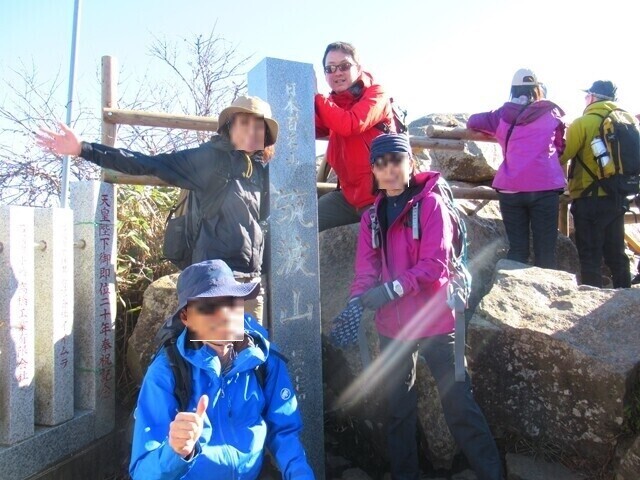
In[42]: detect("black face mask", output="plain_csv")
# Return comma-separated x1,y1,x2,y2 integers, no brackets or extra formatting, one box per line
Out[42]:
348,81,364,99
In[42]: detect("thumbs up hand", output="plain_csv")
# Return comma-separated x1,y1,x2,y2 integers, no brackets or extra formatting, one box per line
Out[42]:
168,395,209,458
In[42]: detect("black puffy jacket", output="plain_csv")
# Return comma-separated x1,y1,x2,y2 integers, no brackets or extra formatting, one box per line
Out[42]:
80,135,267,275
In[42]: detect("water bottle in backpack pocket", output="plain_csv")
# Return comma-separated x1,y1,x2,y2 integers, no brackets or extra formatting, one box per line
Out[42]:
589,109,640,197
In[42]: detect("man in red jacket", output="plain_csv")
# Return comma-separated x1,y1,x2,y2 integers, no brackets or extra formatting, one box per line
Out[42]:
315,41,395,231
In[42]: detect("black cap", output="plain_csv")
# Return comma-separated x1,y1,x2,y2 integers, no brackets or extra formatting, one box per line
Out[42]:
583,80,617,101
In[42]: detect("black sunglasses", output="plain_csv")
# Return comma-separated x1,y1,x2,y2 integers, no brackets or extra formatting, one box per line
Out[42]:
372,153,409,168
188,297,243,315
324,62,356,74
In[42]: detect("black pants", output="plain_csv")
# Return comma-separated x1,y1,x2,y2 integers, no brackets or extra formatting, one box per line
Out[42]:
379,334,503,480
498,191,560,269
571,196,631,288
318,190,368,232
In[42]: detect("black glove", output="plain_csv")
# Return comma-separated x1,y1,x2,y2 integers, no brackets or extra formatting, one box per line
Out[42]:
329,298,364,347
360,282,398,310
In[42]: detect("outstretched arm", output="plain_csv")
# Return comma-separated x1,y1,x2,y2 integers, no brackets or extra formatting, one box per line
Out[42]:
36,122,212,190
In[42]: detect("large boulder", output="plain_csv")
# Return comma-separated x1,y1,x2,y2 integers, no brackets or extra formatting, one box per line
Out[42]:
409,114,503,183
505,453,585,480
126,273,179,383
456,196,580,310
318,214,578,469
468,260,640,471
615,435,640,480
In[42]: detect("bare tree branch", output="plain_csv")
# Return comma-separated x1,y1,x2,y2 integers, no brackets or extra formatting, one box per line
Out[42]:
0,27,252,206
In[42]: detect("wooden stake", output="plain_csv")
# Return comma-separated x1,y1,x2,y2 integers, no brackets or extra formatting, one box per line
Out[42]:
426,125,498,143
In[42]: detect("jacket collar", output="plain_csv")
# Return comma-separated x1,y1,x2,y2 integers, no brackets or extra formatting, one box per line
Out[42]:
329,71,375,106
373,171,442,209
176,315,269,377
210,135,265,164
584,100,618,115
500,100,564,126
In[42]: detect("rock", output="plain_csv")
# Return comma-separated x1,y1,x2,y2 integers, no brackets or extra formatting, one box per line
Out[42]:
451,470,478,480
325,452,352,477
468,260,640,469
505,453,585,480
462,206,508,310
556,234,581,277
416,358,458,469
126,273,179,383
456,195,580,310
410,113,470,130
341,468,373,480
615,435,640,480
409,114,503,183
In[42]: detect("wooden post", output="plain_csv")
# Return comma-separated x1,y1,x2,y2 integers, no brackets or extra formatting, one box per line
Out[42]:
426,125,498,143
100,56,117,147
624,212,640,225
410,136,466,151
103,108,219,131
100,56,120,184
316,156,330,183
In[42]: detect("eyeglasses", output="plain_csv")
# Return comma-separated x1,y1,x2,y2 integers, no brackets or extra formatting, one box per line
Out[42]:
188,297,243,315
324,62,356,74
372,153,409,169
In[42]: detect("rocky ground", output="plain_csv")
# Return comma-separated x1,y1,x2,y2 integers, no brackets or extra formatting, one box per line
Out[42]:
127,114,640,479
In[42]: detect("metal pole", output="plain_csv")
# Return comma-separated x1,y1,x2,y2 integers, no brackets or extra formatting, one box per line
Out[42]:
59,0,82,208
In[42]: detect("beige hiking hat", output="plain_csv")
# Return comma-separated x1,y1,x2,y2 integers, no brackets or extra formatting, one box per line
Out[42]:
218,96,279,147
511,68,540,87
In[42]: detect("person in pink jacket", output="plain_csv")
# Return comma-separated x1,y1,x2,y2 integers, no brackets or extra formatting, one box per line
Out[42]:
467,68,566,268
336,134,503,480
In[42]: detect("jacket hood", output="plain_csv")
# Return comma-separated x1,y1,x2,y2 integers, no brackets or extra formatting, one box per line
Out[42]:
374,171,442,208
329,71,375,102
176,315,270,377
584,100,619,116
209,134,266,163
210,134,235,151
500,100,564,126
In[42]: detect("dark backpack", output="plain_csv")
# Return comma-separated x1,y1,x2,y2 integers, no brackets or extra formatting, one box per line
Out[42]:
162,150,269,270
162,189,203,271
574,109,640,201
376,97,409,134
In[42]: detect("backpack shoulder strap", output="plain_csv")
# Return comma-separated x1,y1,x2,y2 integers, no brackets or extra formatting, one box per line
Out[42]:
573,154,601,197
164,338,192,412
369,205,381,249
411,201,420,240
255,349,289,410
255,363,267,390
503,104,530,161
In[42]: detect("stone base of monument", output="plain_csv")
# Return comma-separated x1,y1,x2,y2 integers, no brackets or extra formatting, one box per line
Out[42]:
0,410,96,479
0,182,118,479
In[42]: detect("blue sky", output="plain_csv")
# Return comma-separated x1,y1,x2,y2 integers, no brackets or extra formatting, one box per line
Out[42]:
3,0,640,138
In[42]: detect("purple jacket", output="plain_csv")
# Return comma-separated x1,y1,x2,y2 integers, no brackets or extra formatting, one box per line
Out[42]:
351,172,455,340
468,100,567,192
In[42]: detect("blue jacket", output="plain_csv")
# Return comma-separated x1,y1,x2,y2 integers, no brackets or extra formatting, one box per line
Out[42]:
129,316,314,479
